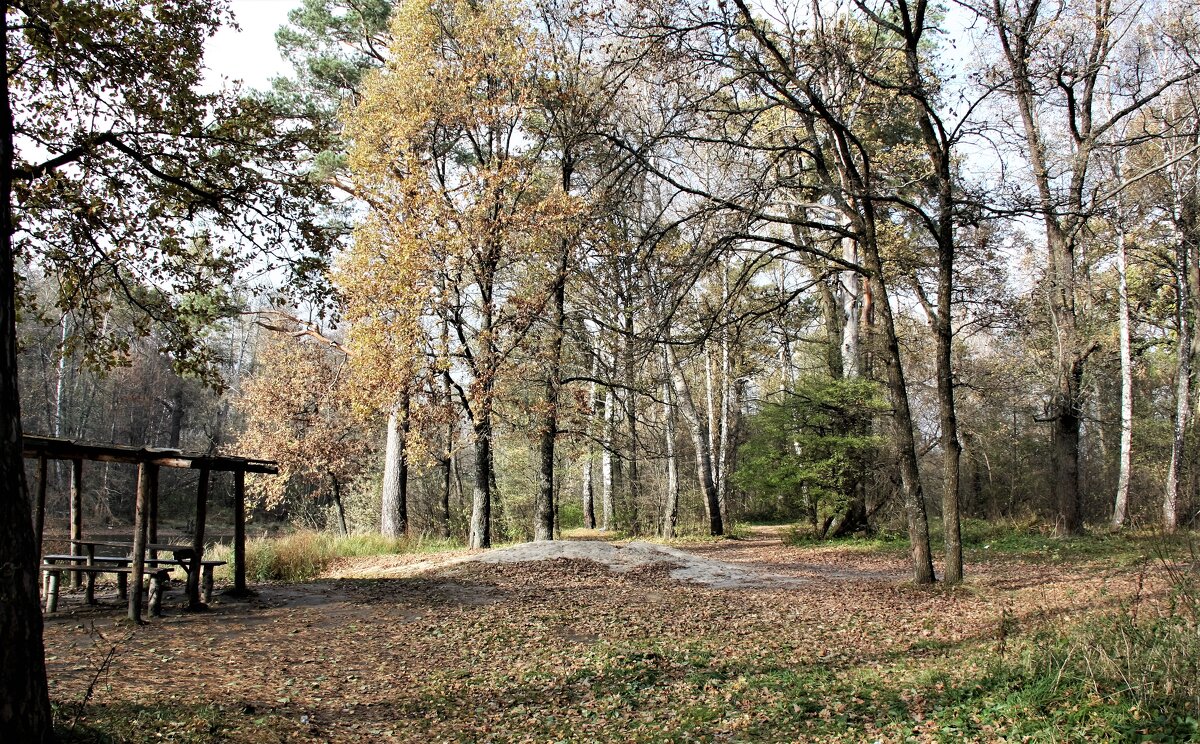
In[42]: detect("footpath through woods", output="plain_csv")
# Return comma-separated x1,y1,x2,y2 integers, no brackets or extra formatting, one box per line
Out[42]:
44,526,1175,742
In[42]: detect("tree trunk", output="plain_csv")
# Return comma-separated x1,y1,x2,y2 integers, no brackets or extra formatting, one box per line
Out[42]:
841,236,863,378
581,345,599,529
601,388,615,531
440,316,455,538
469,420,492,548
535,163,572,541
1113,226,1133,528
581,453,595,529
662,355,680,538
0,9,54,729
440,447,452,538
666,343,723,536
330,473,348,536
995,16,1087,536
793,223,845,380
934,259,962,584
859,235,935,583
622,308,640,534
705,340,718,488
1165,239,1193,532
380,391,410,538
716,266,733,527
167,385,185,449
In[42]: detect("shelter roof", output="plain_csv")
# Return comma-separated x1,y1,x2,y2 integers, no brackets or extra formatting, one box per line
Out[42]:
22,434,278,474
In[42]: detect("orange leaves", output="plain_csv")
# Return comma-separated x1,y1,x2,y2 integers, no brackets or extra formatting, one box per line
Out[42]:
237,334,374,513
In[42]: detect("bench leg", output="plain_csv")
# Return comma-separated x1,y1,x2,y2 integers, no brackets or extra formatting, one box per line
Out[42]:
46,570,60,613
148,572,164,617
86,570,97,604
202,566,214,604
118,571,128,600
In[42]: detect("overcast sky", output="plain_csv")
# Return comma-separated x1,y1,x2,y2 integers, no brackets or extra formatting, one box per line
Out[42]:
205,0,303,91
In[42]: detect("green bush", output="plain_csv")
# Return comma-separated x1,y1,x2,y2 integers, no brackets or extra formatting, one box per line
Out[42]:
736,376,888,533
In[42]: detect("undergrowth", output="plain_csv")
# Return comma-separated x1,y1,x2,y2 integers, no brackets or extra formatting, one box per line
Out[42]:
784,516,1195,566
893,555,1200,741
207,530,461,582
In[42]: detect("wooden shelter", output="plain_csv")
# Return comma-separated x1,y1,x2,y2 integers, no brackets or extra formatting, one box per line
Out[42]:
23,434,277,620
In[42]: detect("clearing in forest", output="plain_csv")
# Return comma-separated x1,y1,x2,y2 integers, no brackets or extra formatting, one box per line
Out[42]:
44,526,1189,742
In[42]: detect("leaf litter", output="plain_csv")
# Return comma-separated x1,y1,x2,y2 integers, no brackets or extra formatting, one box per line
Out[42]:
43,526,1171,742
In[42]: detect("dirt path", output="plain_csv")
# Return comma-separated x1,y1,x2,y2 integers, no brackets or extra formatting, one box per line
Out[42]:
326,525,907,587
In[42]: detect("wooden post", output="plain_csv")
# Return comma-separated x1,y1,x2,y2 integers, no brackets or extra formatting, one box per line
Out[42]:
128,462,155,622
34,455,47,560
233,469,247,595
186,467,210,610
70,458,83,588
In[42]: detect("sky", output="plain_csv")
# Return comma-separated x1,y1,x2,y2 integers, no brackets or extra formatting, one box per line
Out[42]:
205,0,304,91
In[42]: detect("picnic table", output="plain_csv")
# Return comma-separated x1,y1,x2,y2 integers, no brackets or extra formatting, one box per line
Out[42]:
42,539,225,614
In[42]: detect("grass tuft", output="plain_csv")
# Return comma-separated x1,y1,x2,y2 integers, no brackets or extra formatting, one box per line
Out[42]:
206,530,461,582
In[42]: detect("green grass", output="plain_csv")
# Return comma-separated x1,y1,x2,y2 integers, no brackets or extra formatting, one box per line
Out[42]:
54,701,302,743
783,516,1197,567
206,530,462,583
958,518,1197,566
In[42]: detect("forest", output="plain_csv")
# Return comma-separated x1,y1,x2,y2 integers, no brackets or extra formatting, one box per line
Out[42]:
2,0,1199,741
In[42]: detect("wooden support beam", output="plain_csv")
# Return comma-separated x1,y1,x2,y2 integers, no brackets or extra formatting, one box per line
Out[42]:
34,455,47,559
70,458,83,588
233,469,247,595
128,462,156,622
186,467,210,610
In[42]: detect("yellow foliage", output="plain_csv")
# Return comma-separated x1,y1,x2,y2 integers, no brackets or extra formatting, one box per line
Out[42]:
337,0,585,435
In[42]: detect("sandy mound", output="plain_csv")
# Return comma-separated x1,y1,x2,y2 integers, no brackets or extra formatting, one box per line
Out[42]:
342,540,804,588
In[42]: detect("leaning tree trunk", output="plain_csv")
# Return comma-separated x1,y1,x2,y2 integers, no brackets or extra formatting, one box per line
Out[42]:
0,12,54,733
666,343,723,536
380,391,410,538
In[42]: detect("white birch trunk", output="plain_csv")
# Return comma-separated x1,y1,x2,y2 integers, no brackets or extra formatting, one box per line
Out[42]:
662,358,679,538
380,405,405,538
601,388,615,531
1113,227,1133,528
840,236,862,379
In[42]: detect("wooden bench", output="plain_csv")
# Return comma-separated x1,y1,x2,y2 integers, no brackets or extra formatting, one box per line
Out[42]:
43,554,226,604
41,564,172,616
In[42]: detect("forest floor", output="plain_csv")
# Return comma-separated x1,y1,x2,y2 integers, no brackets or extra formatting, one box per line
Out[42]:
44,525,1195,742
